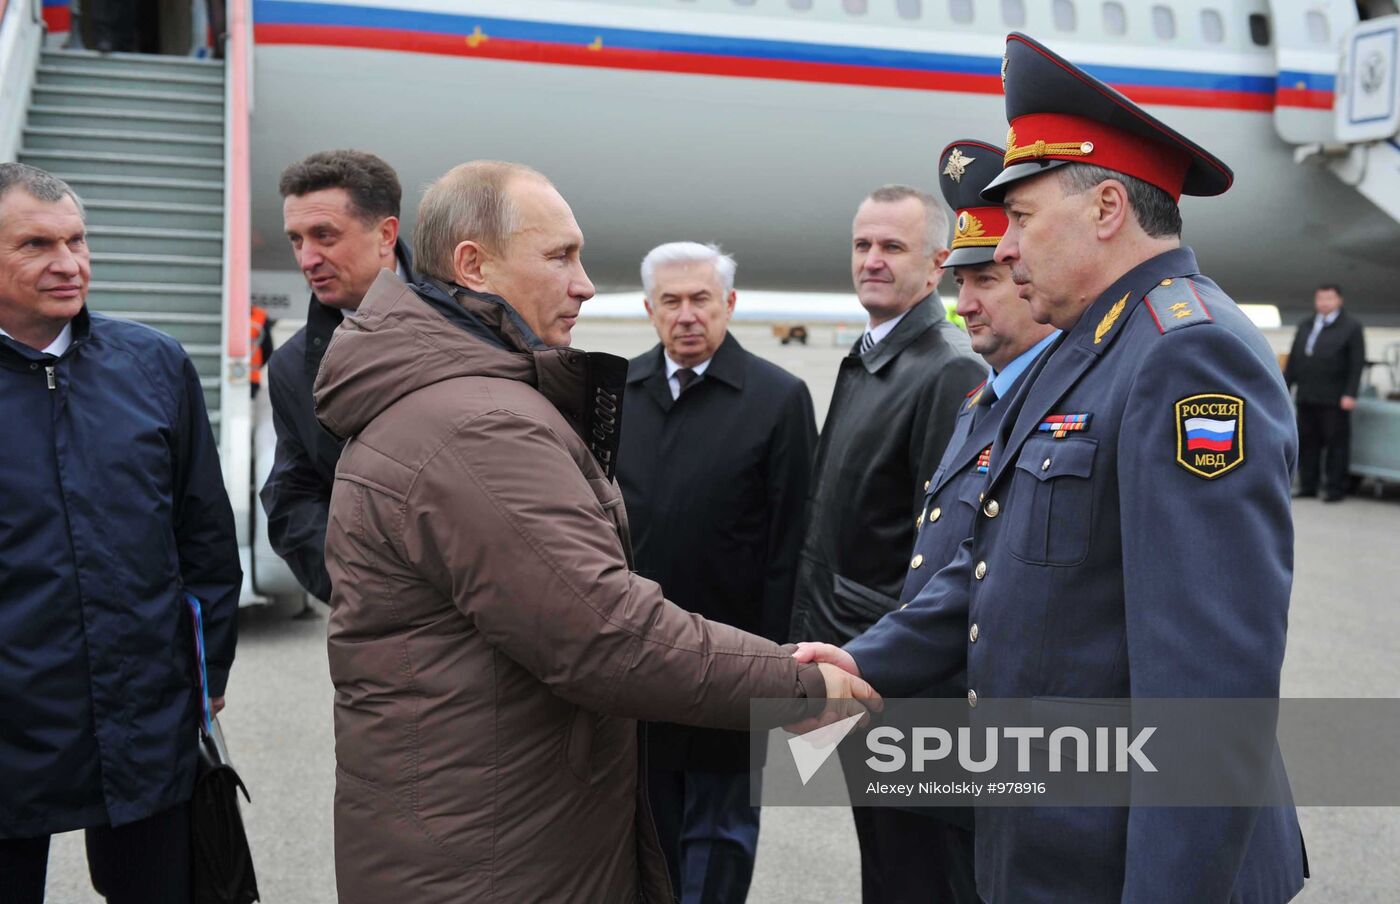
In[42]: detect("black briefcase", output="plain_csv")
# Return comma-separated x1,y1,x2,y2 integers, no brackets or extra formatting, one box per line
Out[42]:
186,595,260,904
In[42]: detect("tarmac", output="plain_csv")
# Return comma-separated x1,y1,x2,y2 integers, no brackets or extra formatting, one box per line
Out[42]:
42,321,1400,902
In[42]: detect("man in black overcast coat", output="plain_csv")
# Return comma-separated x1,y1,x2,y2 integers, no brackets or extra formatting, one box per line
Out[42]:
260,150,412,602
617,242,817,904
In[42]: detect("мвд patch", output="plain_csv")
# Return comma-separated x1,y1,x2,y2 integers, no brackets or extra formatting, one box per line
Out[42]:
1175,393,1244,478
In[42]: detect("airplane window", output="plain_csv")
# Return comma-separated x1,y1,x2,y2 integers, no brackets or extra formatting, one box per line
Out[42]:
1248,13,1271,46
1102,2,1126,36
1053,0,1077,31
1201,9,1225,44
1152,6,1176,39
948,0,972,23
843,0,868,15
788,0,813,9
898,0,924,20
1305,11,1330,45
1001,0,1027,27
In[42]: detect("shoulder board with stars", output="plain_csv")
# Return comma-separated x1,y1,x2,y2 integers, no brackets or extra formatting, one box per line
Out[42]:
1143,277,1213,335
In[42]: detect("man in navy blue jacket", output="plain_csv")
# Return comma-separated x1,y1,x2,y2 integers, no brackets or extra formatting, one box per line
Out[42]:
0,163,241,903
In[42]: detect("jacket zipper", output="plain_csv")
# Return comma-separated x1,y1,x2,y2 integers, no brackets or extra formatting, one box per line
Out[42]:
45,365,56,390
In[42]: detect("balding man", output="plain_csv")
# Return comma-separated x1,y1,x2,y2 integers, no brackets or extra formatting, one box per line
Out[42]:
312,161,875,903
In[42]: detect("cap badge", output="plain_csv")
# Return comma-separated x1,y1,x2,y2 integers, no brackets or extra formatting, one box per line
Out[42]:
944,147,975,183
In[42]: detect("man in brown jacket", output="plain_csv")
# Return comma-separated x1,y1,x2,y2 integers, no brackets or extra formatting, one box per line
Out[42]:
314,161,875,903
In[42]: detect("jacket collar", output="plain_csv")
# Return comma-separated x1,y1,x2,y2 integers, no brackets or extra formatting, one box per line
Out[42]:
0,306,93,366
303,238,414,374
416,277,630,479
858,294,944,374
627,331,746,390
986,245,1200,490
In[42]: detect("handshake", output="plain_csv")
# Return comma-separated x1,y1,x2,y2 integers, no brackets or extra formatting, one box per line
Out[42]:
787,642,883,732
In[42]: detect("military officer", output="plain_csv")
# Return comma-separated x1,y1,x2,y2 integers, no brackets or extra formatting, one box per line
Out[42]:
865,138,1061,904
798,33,1307,903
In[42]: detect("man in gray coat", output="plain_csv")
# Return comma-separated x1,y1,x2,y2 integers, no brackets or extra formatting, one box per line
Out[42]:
788,183,984,903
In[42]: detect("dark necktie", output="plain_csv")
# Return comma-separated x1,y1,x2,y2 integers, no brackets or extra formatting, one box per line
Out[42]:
971,382,998,430
675,367,698,396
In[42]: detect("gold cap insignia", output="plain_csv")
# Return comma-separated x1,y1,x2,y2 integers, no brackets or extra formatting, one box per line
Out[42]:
943,147,975,183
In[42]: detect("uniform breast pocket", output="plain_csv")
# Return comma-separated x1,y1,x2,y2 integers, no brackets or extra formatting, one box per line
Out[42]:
1005,437,1097,567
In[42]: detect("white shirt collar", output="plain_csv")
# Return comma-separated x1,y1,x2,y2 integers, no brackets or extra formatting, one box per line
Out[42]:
865,309,910,347
0,321,73,356
1314,310,1339,327
664,351,712,400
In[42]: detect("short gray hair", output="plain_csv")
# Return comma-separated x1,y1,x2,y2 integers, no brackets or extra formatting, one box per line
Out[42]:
640,242,737,297
413,160,545,284
1056,163,1182,238
863,184,948,256
0,162,85,221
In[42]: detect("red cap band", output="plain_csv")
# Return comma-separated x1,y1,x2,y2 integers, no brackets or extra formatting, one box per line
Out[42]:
1004,112,1191,200
952,206,1009,250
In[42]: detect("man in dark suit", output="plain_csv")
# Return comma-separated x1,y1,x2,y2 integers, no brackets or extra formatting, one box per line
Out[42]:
1284,284,1366,501
616,242,817,904
799,32,1307,903
260,150,412,603
786,184,984,902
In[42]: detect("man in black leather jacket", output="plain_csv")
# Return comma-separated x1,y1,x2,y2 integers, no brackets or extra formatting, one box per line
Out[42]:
788,183,983,903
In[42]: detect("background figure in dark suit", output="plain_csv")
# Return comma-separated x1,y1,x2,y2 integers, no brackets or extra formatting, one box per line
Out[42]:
786,185,983,904
617,242,817,904
260,150,411,603
1284,284,1365,502
88,0,138,52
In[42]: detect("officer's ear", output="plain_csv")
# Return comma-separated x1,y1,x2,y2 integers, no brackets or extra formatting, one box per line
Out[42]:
1092,179,1134,242
378,216,399,256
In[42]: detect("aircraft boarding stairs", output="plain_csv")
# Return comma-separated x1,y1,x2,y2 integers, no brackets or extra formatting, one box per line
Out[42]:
16,49,228,431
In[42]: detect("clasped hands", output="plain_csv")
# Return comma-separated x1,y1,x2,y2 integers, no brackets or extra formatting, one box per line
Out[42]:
786,642,882,734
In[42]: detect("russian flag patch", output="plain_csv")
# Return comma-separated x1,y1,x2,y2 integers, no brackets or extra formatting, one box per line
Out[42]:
1175,393,1245,479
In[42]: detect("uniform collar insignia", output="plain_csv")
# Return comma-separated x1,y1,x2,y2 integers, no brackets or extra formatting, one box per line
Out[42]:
1094,292,1130,345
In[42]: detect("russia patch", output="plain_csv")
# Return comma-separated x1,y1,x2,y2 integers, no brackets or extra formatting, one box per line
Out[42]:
1175,393,1245,479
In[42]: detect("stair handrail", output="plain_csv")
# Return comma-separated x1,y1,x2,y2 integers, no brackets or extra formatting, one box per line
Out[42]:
218,0,254,553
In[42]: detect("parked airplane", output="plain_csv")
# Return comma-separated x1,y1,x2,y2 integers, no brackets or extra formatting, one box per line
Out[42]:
6,0,1399,608
238,0,1400,319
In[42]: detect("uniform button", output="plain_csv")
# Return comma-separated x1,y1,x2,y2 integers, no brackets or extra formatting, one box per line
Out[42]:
969,623,979,643
983,498,1000,518
1041,458,1052,472
974,561,987,580
911,554,924,569
900,603,908,610
924,480,931,491
1160,278,1174,286
967,689,978,708
916,512,924,528
930,507,942,523
978,491,985,503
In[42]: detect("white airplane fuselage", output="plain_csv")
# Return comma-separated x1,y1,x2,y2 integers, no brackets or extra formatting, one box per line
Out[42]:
247,0,1400,318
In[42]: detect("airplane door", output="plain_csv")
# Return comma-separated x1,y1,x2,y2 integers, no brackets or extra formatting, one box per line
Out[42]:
1336,15,1400,142
1266,0,1359,142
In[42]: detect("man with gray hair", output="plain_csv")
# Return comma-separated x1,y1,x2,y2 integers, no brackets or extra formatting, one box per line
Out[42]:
313,162,874,903
617,242,817,903
0,162,241,903
788,183,984,903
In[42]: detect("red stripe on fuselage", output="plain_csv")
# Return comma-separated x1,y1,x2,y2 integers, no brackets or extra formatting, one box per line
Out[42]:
1276,87,1334,110
256,24,1276,112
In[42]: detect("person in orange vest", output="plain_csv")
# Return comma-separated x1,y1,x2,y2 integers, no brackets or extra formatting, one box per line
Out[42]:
249,304,273,396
